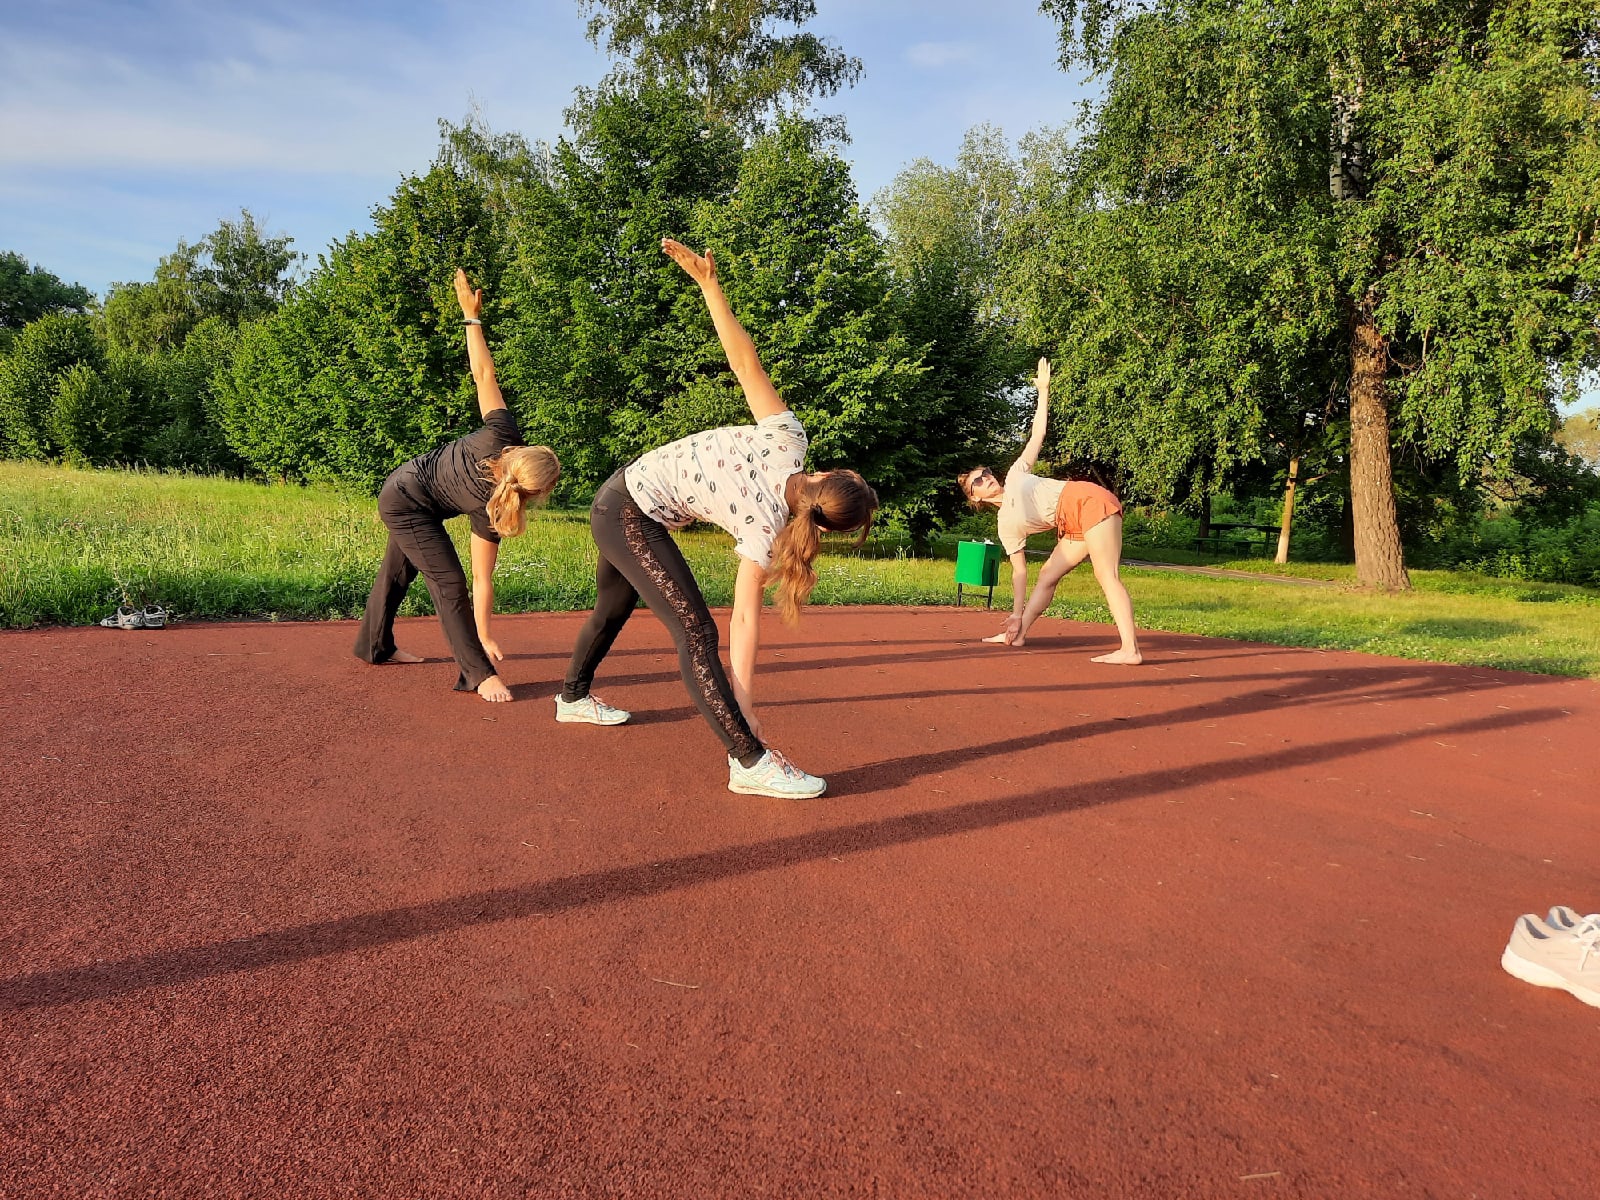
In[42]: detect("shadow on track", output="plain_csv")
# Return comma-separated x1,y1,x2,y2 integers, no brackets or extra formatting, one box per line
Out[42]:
0,707,1560,1011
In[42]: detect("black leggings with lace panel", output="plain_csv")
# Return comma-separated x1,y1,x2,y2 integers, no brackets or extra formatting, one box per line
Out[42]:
563,471,763,763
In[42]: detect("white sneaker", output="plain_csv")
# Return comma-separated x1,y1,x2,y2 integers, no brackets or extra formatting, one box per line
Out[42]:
727,749,826,799
1502,914,1600,1008
553,693,631,725
1543,906,1600,936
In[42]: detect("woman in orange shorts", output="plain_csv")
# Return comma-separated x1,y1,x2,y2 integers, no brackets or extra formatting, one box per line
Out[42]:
957,358,1142,663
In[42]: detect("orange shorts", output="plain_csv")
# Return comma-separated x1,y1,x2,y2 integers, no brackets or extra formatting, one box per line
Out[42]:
1053,481,1123,540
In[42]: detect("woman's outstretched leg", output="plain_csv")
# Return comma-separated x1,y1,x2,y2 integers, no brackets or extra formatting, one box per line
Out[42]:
354,532,424,665
580,484,762,763
563,553,639,702
1084,515,1141,664
1011,538,1090,646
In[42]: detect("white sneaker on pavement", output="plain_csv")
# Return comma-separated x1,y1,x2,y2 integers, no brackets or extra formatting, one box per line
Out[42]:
1502,914,1600,1009
727,749,826,799
553,693,631,726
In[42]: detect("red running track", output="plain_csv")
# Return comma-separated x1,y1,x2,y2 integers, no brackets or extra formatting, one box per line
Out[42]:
2,608,1597,1198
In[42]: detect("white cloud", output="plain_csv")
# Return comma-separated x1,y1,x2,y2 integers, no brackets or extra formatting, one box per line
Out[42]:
905,41,977,69
0,3,592,176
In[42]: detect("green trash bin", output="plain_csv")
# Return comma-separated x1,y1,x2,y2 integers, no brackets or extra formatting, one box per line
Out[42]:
954,539,1002,608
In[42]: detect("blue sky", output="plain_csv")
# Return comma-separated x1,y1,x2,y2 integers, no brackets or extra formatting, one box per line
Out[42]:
4,1,1591,412
2,0,1094,295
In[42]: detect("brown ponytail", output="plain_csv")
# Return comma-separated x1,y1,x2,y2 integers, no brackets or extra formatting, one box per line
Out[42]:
769,469,879,625
480,445,561,537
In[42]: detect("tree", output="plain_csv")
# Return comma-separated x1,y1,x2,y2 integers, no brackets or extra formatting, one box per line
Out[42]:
0,252,92,334
219,166,503,486
687,118,926,498
101,263,199,356
483,85,747,490
1037,0,1600,589
0,314,103,459
192,210,301,326
1004,121,1347,542
1556,407,1600,470
138,317,242,472
48,361,133,466
579,0,861,129
875,127,1033,528
103,210,300,355
483,88,928,504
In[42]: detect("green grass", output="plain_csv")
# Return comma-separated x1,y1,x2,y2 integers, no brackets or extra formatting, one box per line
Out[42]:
4,461,1598,678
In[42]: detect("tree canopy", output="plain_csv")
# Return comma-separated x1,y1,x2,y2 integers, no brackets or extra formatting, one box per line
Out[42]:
103,210,301,355
0,252,91,333
875,127,1033,525
579,0,861,129
219,167,503,487
1032,0,1600,588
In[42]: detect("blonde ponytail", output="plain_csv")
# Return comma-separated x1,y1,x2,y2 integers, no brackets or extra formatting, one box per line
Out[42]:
481,445,561,537
768,469,879,626
769,496,824,626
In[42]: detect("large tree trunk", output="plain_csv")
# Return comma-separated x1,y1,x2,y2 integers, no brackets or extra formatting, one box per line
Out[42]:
1348,296,1410,590
1275,456,1299,564
1197,493,1212,540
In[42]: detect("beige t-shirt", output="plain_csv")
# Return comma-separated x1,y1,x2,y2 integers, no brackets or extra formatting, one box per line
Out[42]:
996,464,1066,555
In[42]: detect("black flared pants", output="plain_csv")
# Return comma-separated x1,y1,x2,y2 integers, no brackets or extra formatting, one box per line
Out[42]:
353,470,496,692
563,472,763,762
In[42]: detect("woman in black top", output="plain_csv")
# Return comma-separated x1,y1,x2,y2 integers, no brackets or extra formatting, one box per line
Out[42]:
353,270,560,702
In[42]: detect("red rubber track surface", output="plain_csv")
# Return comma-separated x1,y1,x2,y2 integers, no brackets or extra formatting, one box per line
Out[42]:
3,608,1597,1198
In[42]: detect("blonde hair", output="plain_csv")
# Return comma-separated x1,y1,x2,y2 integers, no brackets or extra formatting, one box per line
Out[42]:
480,444,561,537
769,469,879,626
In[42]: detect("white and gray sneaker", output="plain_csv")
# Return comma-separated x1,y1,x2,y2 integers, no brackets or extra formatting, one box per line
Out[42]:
553,693,631,726
1502,914,1600,1009
727,749,827,799
1543,906,1600,936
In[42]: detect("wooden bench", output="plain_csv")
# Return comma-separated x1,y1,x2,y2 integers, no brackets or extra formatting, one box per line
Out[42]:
1192,523,1280,558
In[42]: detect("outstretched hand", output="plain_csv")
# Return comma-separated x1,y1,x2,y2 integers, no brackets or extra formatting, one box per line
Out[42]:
662,238,717,287
454,268,483,319
1033,356,1051,395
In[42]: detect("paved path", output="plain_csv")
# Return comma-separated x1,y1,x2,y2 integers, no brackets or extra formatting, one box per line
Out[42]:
3,609,1596,1197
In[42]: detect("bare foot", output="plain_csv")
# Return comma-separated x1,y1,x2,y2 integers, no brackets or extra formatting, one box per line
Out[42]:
1090,649,1143,665
981,631,1011,644
477,674,512,702
386,649,424,664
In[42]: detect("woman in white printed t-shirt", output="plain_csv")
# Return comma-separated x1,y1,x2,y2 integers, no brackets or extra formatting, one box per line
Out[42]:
957,358,1142,664
555,239,879,800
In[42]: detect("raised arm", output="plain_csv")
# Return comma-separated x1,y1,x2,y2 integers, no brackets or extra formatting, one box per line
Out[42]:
1013,357,1051,474
661,239,787,422
454,268,506,419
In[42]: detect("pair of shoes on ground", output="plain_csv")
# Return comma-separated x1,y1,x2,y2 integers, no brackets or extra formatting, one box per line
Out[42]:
1502,906,1600,1009
99,605,166,630
552,692,826,799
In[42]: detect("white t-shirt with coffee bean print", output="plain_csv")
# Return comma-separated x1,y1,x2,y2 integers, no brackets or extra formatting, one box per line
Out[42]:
625,411,809,569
